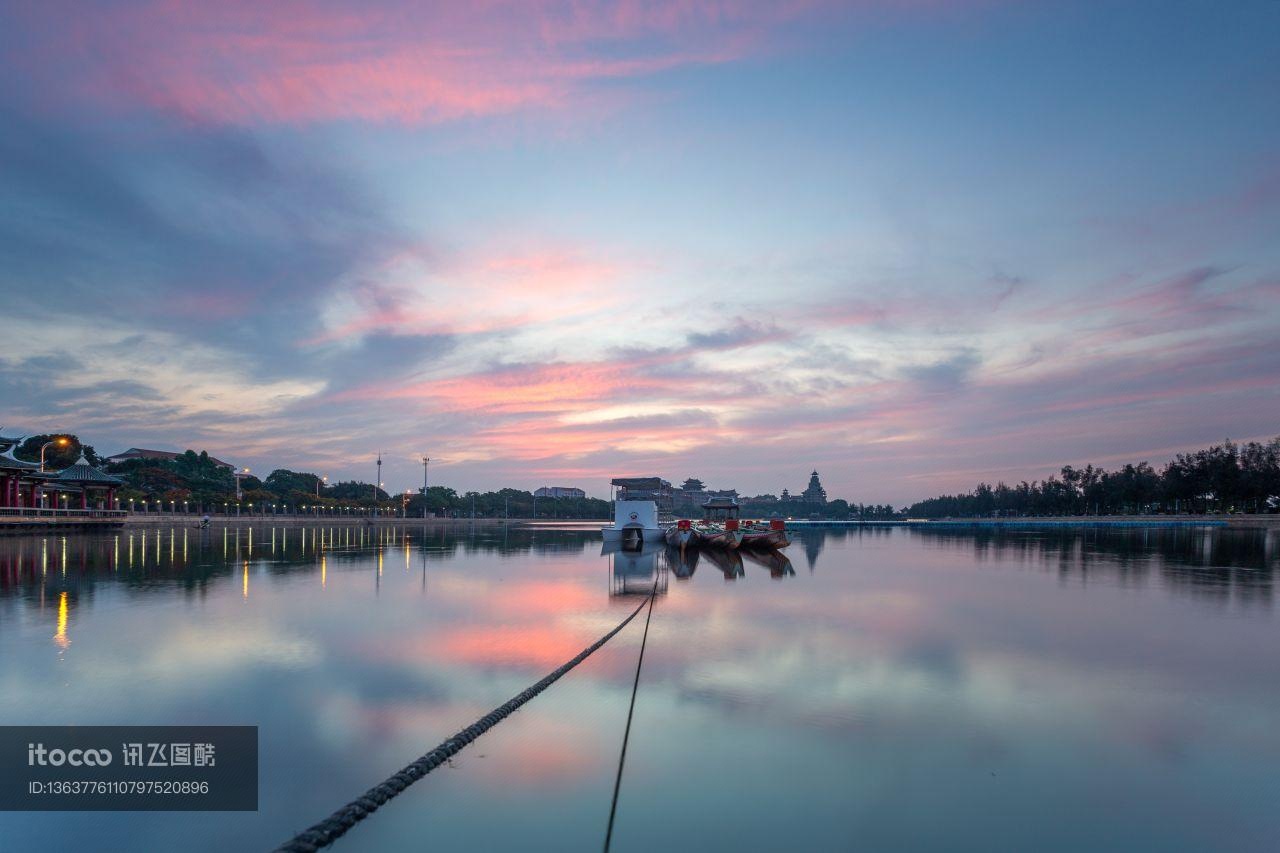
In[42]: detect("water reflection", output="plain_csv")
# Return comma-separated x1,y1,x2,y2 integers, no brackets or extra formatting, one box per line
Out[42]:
701,546,744,580
0,524,611,599
667,546,797,580
602,541,669,598
7,523,1273,591
912,525,1278,607
1,523,1279,852
740,548,796,578
2,525,1275,651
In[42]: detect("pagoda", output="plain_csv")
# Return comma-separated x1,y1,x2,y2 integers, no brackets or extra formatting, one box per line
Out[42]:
801,470,827,505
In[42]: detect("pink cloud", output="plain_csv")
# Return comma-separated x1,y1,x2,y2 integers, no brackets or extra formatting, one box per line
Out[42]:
15,1,829,125
310,246,628,344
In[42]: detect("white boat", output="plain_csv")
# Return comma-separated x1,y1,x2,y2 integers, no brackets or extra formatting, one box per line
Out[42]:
601,499,664,550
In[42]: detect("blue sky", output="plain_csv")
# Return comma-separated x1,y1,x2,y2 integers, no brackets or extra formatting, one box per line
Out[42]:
1,0,1277,503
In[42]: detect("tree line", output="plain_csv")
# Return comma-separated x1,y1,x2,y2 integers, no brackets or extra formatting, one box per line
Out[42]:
50,446,606,517
905,437,1280,518
731,497,899,520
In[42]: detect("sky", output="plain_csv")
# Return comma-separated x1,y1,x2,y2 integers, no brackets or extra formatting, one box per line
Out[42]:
1,0,1278,505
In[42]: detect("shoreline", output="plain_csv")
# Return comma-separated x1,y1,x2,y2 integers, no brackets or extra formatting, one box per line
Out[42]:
2,513,1277,536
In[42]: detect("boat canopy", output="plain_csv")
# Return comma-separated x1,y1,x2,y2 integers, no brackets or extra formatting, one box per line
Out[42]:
611,477,665,490
702,496,740,520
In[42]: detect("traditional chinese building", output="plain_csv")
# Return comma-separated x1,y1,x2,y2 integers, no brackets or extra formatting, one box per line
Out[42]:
801,470,827,505
53,455,126,510
0,437,48,509
673,477,708,511
701,495,741,521
0,436,124,511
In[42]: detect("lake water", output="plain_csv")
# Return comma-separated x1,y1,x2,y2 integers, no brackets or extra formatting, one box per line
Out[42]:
1,523,1278,852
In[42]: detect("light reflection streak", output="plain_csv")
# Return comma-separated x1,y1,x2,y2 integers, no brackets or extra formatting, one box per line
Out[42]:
54,591,69,650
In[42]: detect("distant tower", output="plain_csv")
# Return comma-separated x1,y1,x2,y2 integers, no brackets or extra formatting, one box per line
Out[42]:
375,452,382,501
802,470,827,505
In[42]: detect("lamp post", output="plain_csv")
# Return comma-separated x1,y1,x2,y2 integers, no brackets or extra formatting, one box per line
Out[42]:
39,437,70,472
315,475,327,498
234,467,250,502
421,456,430,518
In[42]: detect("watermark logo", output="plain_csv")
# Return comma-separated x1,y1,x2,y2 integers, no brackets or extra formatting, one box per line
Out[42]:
27,744,113,767
3,726,256,811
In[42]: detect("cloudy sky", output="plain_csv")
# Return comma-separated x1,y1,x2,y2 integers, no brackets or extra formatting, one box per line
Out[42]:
1,0,1278,504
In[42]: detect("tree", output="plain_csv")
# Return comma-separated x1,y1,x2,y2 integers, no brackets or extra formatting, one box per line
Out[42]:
264,469,325,497
905,437,1280,517
327,480,389,502
15,434,97,469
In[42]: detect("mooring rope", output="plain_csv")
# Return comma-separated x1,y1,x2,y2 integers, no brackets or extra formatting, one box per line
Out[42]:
603,578,658,852
273,588,657,853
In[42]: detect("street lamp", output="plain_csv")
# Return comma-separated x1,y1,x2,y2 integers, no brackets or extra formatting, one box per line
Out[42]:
234,467,250,502
39,437,70,472
421,456,430,518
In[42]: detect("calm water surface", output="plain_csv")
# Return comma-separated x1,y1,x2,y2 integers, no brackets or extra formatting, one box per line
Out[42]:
1,523,1278,852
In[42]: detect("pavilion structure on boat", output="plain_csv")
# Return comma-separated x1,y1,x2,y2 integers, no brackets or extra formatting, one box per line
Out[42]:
610,477,674,516
701,495,741,522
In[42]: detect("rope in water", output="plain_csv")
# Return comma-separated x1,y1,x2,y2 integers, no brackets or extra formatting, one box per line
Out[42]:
603,578,658,852
273,588,657,853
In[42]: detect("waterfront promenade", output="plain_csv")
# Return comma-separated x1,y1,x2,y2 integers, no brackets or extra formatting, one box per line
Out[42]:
3,509,1276,534
0,510,590,534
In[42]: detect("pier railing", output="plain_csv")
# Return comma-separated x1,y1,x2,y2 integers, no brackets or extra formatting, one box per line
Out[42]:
0,508,128,519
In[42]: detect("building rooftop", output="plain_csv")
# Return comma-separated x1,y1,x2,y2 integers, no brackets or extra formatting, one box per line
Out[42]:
106,447,234,469
0,445,41,470
55,455,126,485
